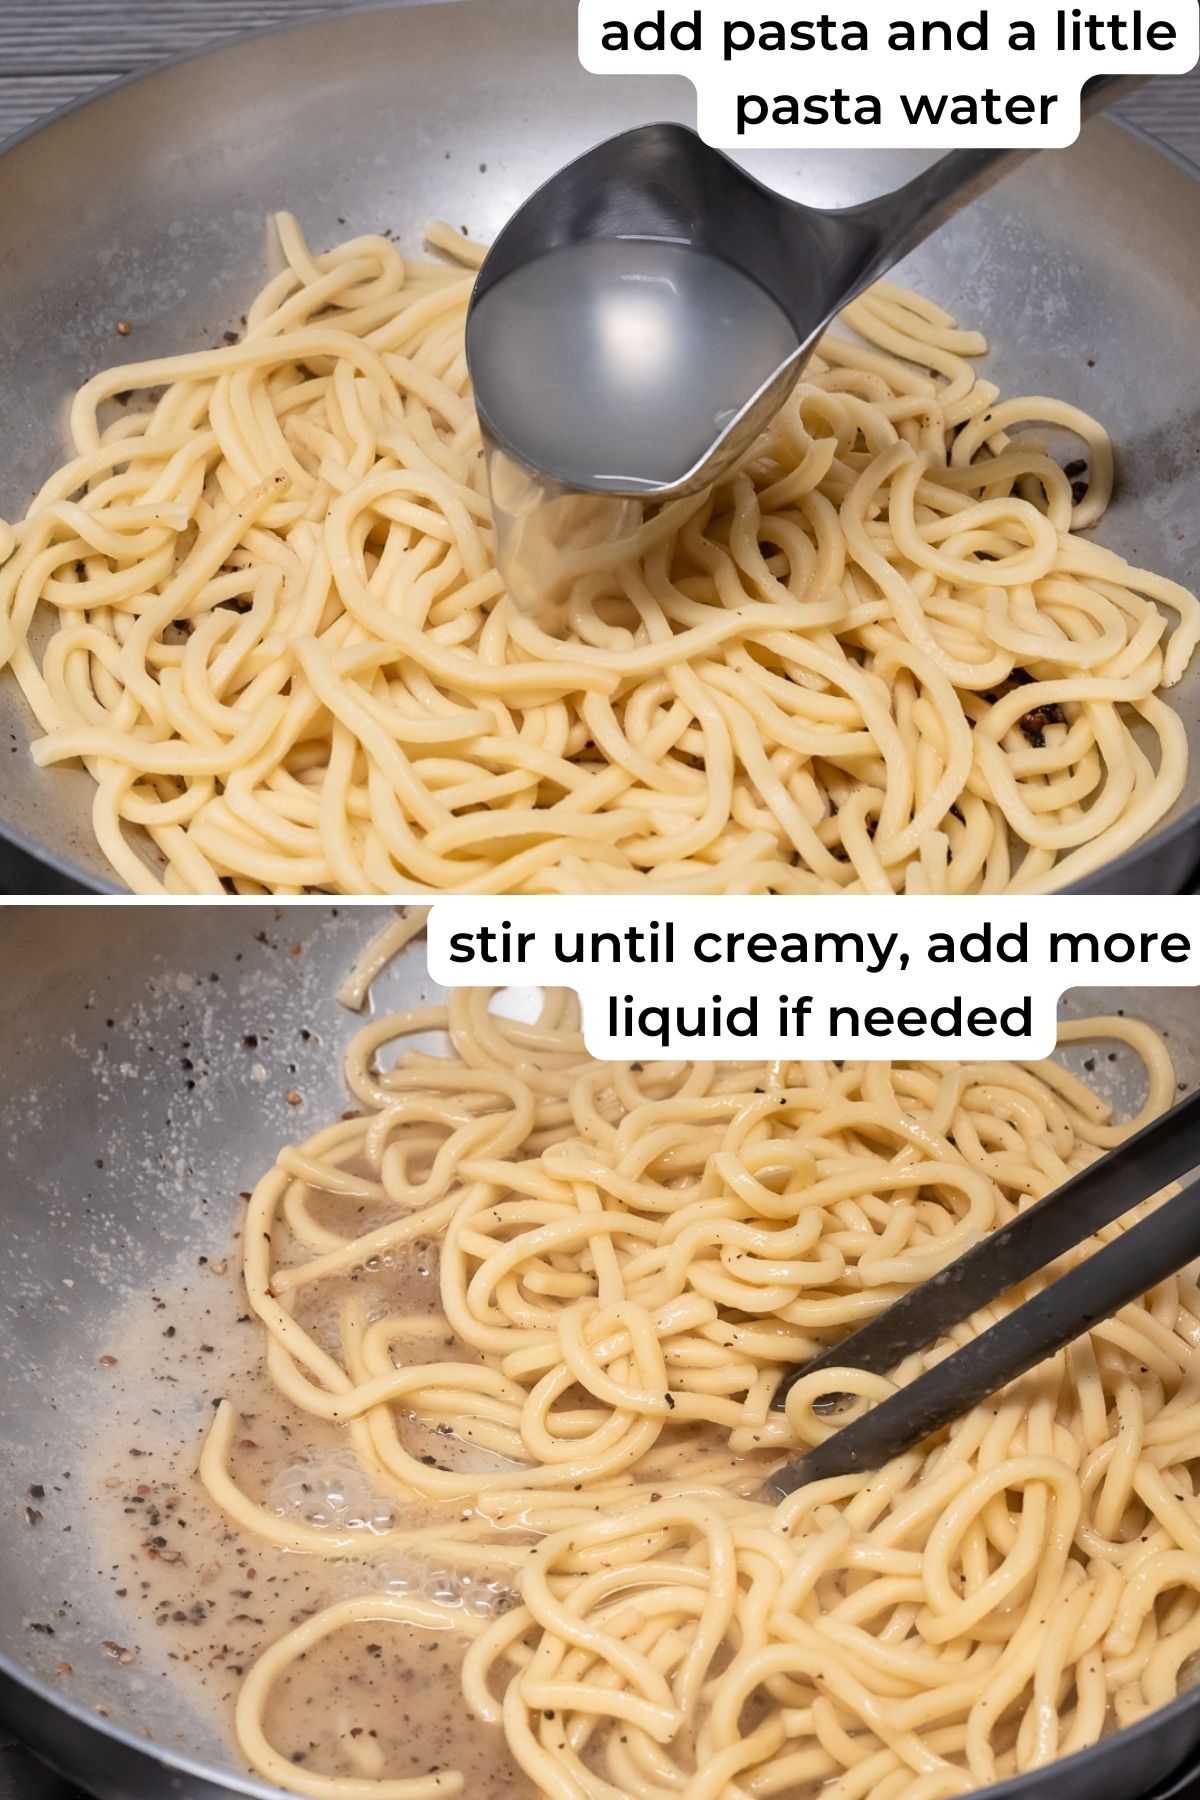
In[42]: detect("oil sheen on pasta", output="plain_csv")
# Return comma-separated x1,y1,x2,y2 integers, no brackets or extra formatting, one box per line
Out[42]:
1,217,1197,894
86,929,1200,1800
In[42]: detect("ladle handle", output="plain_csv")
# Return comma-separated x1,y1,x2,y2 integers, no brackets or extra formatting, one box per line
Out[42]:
862,74,1148,276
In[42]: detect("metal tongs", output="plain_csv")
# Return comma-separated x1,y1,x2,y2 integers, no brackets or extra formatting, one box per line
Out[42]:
764,1086,1200,1501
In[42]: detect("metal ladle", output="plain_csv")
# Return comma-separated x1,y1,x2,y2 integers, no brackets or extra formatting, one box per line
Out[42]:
466,75,1144,614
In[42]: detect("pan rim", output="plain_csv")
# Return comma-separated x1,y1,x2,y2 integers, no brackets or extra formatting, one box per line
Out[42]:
0,4,1197,895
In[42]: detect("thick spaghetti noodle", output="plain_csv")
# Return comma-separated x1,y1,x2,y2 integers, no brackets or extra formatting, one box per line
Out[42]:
2,215,1197,893
196,940,1200,1800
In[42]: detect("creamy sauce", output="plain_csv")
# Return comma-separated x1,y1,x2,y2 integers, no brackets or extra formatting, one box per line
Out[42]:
85,1224,531,1795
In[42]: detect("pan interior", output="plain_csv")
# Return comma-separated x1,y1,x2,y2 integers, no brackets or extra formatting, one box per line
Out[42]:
0,903,1198,1780
0,0,1199,887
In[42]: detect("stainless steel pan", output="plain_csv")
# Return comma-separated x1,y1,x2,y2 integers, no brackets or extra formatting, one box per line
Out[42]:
1,904,1200,1799
0,2,1198,892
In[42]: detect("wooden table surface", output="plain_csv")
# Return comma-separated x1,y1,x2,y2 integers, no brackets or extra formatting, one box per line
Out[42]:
0,0,1197,157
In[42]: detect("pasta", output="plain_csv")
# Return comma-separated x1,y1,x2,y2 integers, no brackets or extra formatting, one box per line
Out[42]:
195,940,1200,1800
1,214,1197,894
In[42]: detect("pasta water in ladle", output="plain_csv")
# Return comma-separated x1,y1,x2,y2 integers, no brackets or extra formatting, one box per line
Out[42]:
471,238,798,615
470,239,798,493
468,97,1144,612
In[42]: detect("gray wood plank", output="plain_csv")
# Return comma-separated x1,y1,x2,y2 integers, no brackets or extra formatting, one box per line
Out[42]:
0,3,1196,160
0,72,118,137
1118,72,1200,158
0,1,362,70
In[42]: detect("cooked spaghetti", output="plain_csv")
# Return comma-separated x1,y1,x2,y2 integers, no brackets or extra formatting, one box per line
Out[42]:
1,215,1197,894
195,934,1200,1799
